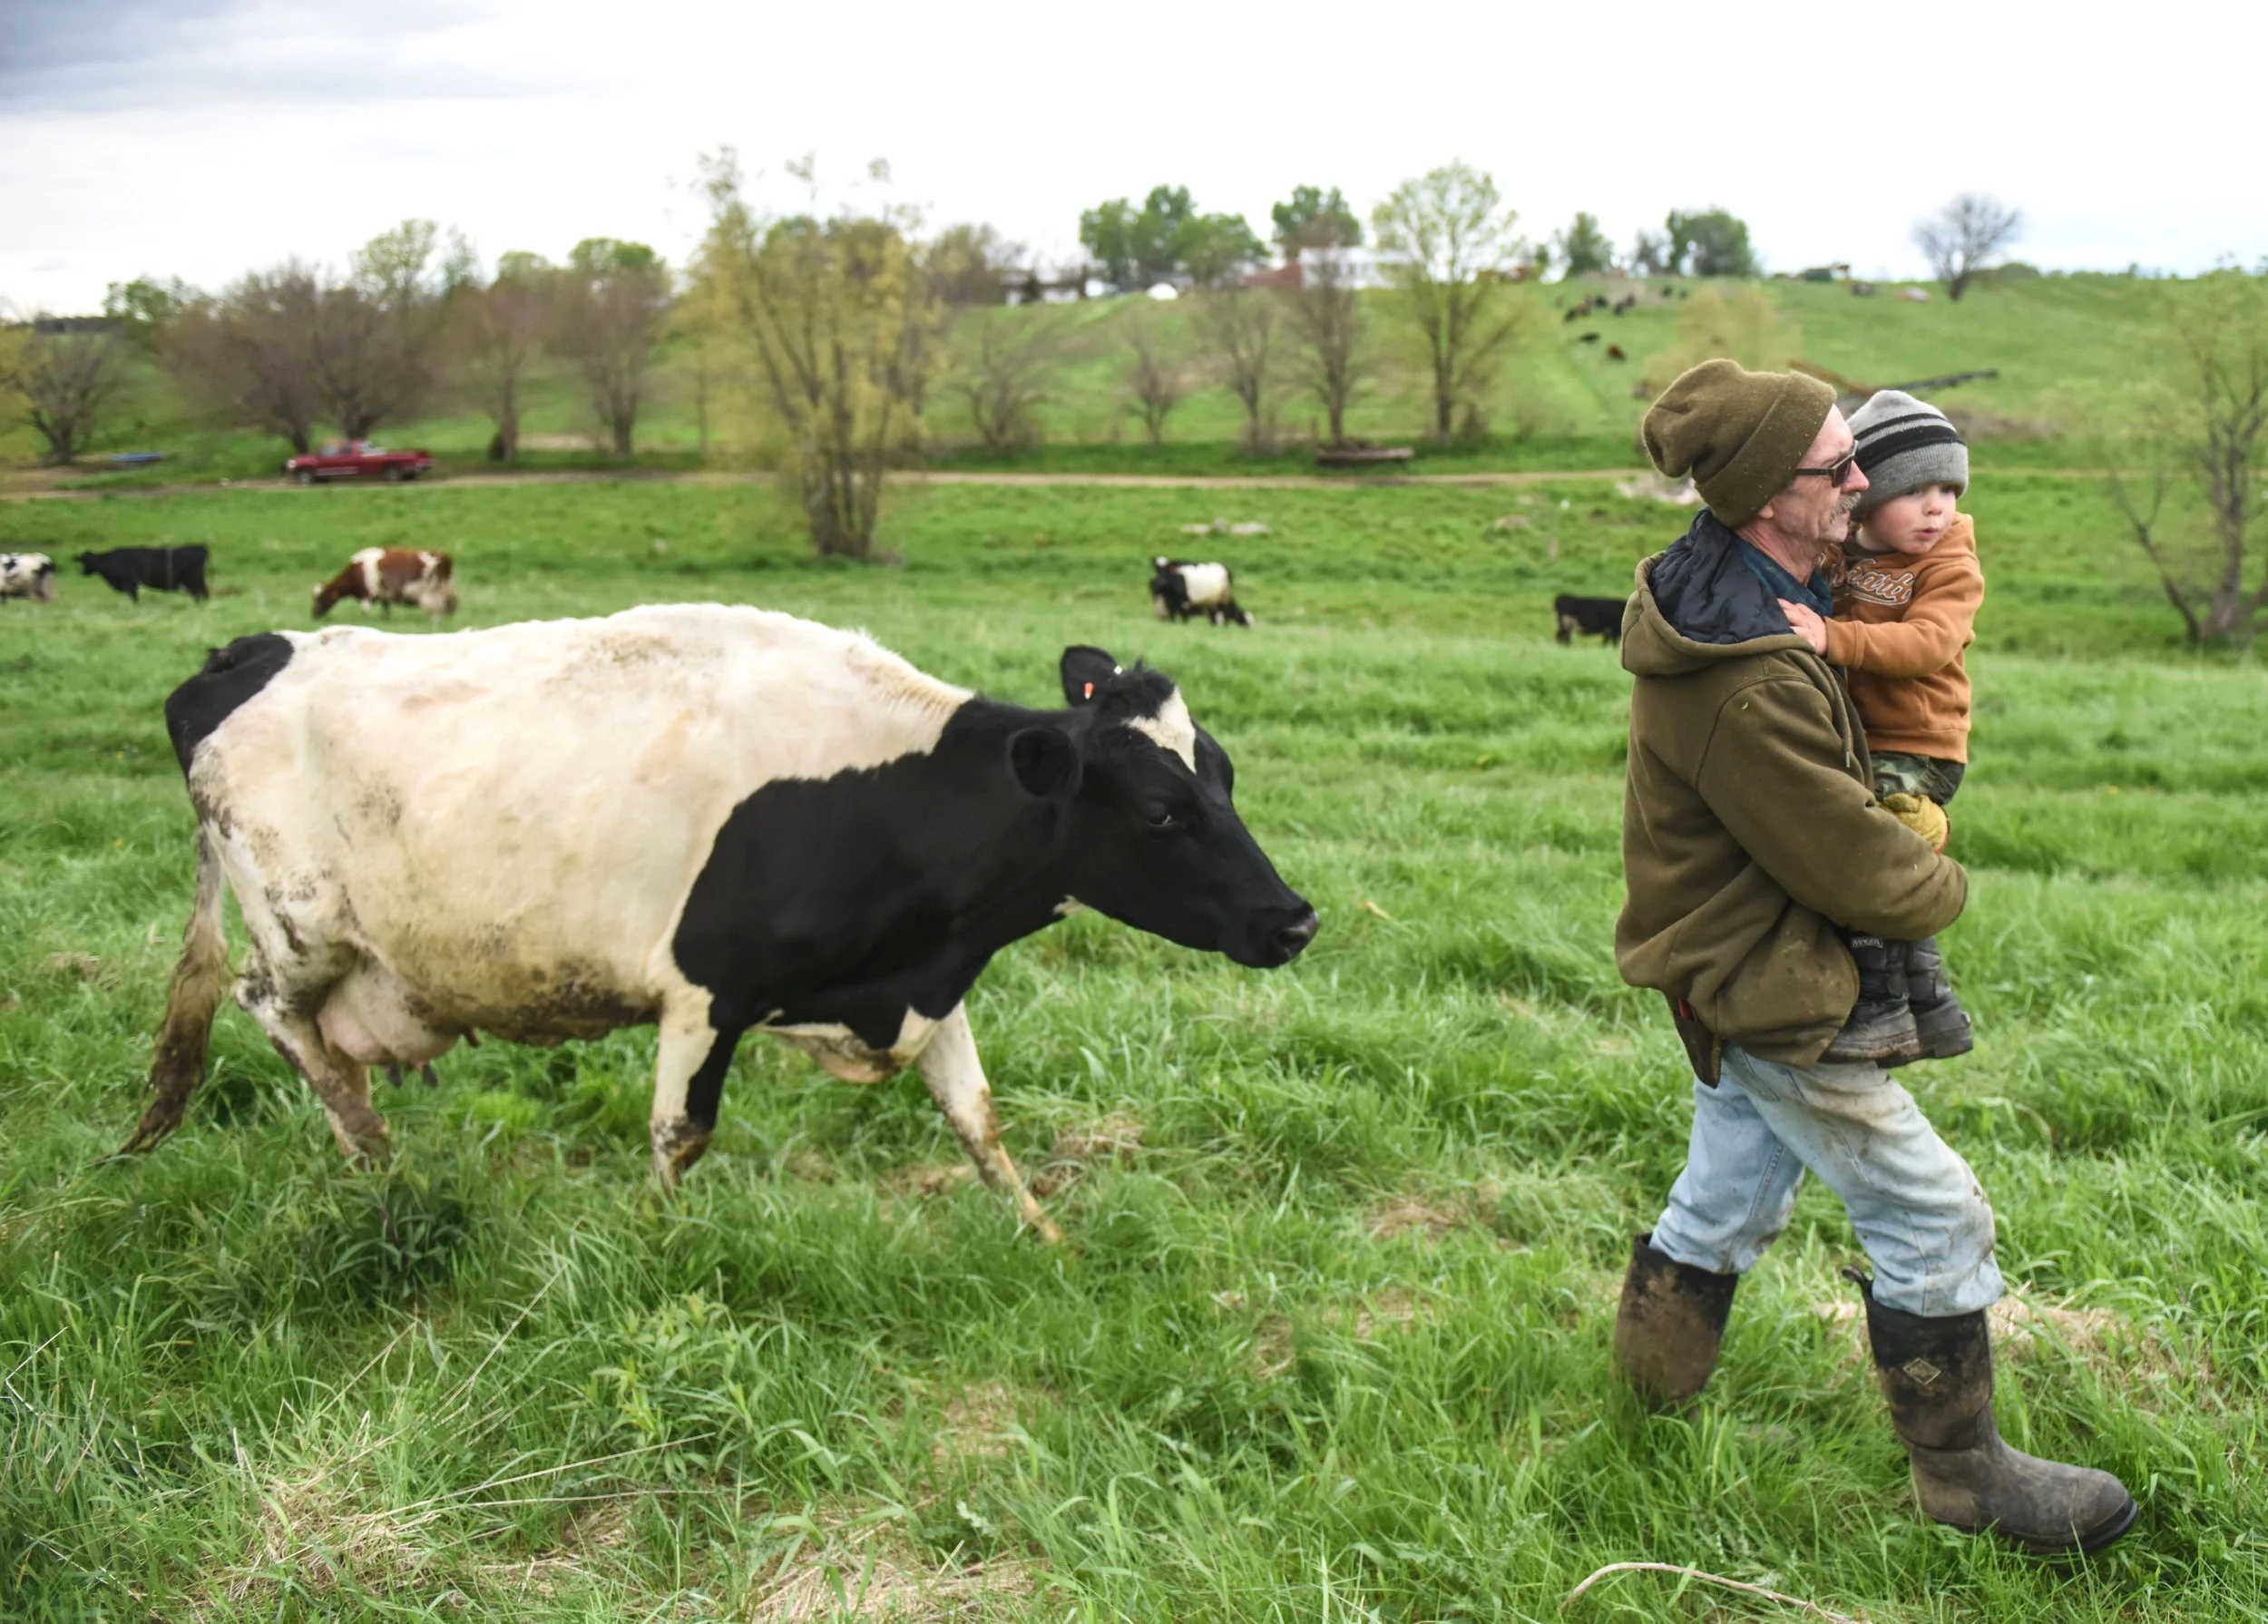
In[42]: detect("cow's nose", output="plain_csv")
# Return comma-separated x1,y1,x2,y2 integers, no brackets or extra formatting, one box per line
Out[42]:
1271,907,1319,962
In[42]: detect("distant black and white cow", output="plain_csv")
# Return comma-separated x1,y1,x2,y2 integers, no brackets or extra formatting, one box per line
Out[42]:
1,553,57,603
1553,593,1626,645
79,545,210,602
121,607,1317,1238
1150,557,1251,627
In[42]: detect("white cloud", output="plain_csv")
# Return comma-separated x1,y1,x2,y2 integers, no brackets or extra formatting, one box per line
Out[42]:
4,0,2262,314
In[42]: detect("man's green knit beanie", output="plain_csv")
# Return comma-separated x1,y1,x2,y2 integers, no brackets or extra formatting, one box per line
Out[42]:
1642,359,1837,529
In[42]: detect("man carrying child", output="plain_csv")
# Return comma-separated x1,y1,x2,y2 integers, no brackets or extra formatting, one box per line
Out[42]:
1606,359,2136,1555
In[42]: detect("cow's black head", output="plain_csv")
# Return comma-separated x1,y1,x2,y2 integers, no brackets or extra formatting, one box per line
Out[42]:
76,553,99,572
1010,645,1316,969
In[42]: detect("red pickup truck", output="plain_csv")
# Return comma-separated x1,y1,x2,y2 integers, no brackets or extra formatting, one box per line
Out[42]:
283,441,435,484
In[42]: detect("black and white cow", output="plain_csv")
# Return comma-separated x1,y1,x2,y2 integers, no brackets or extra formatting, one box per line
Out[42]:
1553,593,1627,645
121,606,1316,1239
1,553,57,603
1150,558,1252,627
79,546,210,602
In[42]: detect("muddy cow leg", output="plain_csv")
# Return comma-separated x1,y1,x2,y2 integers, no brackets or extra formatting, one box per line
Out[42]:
650,996,740,1190
256,1011,393,1166
918,1003,1062,1243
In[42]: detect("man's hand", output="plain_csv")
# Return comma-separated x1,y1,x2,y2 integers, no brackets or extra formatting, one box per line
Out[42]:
1776,598,1828,654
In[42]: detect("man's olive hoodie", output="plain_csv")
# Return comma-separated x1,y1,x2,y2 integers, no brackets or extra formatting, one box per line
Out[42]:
1617,512,1968,1065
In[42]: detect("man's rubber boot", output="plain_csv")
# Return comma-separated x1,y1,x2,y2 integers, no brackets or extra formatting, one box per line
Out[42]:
1612,1233,1737,1412
1848,1270,2137,1554
1905,935,1975,1061
1822,934,1922,1065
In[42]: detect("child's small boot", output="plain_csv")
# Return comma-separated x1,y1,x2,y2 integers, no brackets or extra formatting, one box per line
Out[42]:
1823,934,1922,1065
1904,935,1974,1060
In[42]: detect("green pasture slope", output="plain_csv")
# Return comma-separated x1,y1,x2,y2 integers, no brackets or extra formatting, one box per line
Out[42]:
11,270,2184,488
1,473,2263,1621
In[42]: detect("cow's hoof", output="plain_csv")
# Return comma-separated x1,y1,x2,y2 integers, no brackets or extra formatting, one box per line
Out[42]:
650,1118,712,1191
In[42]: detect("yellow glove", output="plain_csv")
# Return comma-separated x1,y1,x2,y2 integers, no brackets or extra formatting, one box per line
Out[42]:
1882,792,1950,852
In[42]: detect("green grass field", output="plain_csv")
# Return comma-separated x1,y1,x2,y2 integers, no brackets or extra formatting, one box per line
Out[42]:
2,473,2263,1621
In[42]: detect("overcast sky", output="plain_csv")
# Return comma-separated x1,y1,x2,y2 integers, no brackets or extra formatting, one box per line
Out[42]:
3,0,2258,313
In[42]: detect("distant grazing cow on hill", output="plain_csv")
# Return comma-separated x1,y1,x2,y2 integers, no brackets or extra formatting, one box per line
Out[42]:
120,608,1316,1239
1555,593,1627,644
1,553,57,603
314,548,457,619
79,546,209,602
1150,558,1252,627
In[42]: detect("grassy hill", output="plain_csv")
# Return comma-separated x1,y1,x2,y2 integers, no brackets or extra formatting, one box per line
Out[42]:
3,271,2195,488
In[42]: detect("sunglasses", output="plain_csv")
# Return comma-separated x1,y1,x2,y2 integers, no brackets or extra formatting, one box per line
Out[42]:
1791,451,1861,488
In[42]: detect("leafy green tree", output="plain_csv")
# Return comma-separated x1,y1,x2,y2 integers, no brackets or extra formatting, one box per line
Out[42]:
1271,185,1363,257
1080,186,1192,288
1079,186,1257,288
554,238,671,455
1665,208,1757,277
1372,161,1528,440
102,278,191,353
694,152,937,559
1553,212,1615,279
1179,213,1266,289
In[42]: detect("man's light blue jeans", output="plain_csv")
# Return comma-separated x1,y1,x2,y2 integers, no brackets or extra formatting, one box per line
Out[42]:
1649,1043,2003,1317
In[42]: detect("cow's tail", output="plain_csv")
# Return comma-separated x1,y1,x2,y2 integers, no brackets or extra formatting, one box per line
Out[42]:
113,827,230,1157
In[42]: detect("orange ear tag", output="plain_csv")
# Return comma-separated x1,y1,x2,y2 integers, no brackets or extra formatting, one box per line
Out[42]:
1083,682,1094,699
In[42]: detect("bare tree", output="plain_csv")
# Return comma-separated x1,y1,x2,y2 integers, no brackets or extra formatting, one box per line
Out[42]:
1373,161,1526,441
693,153,937,559
553,239,671,456
455,250,550,461
2105,271,2268,643
929,223,1024,306
952,309,1063,453
166,265,325,453
3,324,127,464
1196,287,1276,450
1122,307,1192,446
1914,194,2021,302
311,220,455,440
1279,249,1366,446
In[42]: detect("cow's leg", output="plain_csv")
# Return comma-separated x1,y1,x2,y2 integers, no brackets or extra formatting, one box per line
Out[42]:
917,1003,1062,1243
650,996,738,1190
253,1008,393,1166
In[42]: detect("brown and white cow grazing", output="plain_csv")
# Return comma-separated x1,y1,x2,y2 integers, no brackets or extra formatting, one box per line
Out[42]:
122,606,1316,1239
313,548,456,619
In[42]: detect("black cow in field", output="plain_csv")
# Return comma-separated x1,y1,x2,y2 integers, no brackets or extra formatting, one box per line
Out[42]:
1150,558,1252,627
1554,593,1627,644
79,546,210,602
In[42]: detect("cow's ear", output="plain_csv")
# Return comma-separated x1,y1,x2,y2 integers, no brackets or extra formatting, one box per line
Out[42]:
1010,726,1080,798
1060,645,1120,706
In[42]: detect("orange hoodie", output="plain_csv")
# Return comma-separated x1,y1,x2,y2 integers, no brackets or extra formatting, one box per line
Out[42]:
1823,513,1982,764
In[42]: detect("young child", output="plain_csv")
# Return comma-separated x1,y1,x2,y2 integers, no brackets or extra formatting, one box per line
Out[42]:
1804,390,1983,1063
